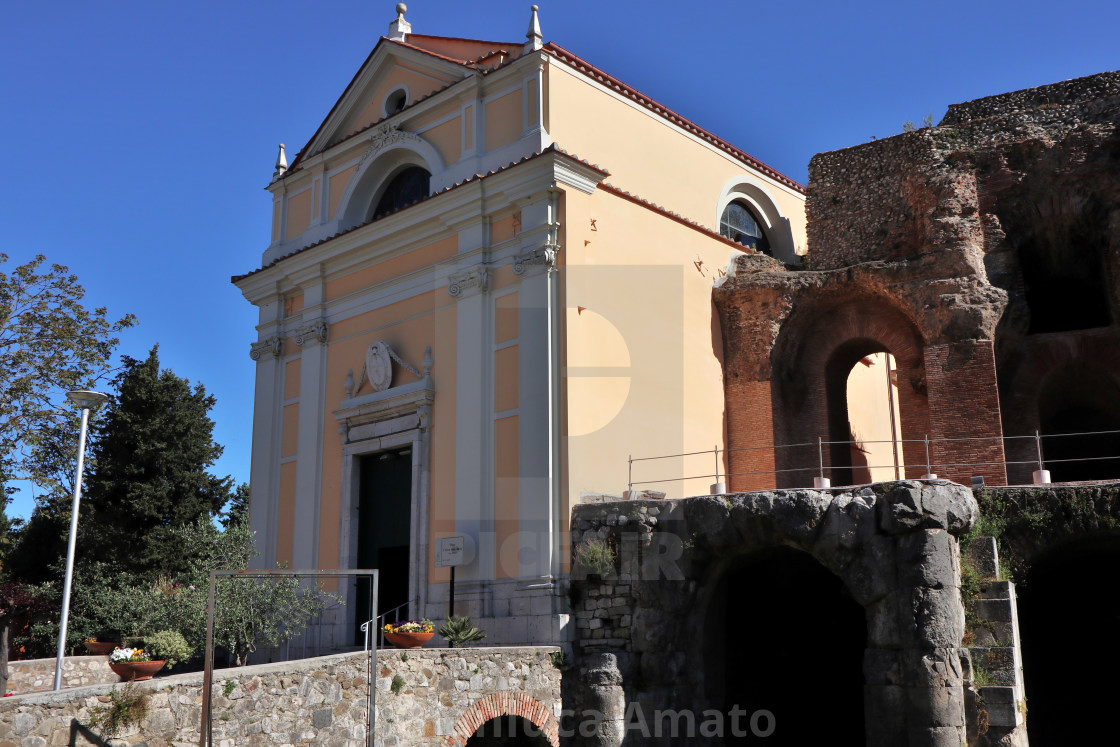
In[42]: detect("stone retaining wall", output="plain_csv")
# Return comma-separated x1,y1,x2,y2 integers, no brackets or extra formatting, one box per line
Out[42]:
5,657,118,696
0,646,561,747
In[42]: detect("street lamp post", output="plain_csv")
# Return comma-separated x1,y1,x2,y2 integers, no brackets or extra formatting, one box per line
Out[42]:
53,390,109,691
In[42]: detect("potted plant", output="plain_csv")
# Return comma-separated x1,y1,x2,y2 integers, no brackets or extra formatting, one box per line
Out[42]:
438,616,487,648
108,647,165,681
142,630,192,671
83,635,120,656
381,619,435,649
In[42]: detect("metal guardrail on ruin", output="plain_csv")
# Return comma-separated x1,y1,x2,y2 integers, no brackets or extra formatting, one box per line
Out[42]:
628,428,1120,492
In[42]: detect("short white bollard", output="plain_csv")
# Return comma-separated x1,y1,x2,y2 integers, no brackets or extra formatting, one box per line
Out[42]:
921,474,938,480
710,482,727,495
1033,469,1051,485
813,476,831,489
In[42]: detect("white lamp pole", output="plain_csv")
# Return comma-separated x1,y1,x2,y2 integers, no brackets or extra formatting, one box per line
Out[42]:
53,390,109,691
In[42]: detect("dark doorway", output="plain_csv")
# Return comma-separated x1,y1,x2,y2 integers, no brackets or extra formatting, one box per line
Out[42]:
355,449,412,642
705,547,866,746
1038,366,1120,482
1016,536,1120,744
465,715,551,745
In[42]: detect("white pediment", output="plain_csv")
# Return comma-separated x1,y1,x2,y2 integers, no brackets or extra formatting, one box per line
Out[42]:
297,41,472,165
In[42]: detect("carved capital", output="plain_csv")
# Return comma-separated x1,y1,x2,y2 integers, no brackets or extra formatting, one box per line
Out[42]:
294,321,329,347
249,336,282,361
512,245,560,276
447,267,490,298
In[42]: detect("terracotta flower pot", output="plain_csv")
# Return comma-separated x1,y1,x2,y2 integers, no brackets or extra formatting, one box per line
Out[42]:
383,631,433,649
109,660,166,681
84,640,119,656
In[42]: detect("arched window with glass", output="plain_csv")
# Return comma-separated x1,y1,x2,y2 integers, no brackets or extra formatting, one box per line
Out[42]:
370,166,431,220
720,201,771,254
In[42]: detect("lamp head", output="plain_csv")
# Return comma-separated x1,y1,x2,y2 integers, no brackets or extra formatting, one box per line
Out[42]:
66,390,109,410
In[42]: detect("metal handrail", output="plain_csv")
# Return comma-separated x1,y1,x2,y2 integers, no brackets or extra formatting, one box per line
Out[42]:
627,428,1120,491
375,597,419,647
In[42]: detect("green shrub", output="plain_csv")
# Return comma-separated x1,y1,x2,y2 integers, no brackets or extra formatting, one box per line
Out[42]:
88,682,149,737
573,538,615,578
143,630,192,669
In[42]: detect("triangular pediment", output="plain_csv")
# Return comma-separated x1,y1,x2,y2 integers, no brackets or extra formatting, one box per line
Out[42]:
293,38,487,169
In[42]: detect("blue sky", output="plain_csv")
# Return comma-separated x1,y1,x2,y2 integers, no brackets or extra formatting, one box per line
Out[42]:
2,0,1117,520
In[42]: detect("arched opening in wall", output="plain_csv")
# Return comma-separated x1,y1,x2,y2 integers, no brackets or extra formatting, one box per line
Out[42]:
1016,535,1120,744
703,547,866,746
826,339,904,486
464,715,552,745
1037,366,1120,482
369,165,430,221
719,200,771,255
1012,193,1111,334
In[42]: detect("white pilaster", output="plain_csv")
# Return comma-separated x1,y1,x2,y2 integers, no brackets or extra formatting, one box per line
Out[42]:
248,328,284,570
450,263,491,582
292,277,328,571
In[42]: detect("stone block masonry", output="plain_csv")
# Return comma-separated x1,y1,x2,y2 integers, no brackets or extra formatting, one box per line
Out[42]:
0,646,561,747
568,481,978,747
5,656,118,696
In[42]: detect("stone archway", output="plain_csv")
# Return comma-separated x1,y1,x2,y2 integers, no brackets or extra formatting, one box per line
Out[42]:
770,297,931,486
570,480,979,746
446,692,559,747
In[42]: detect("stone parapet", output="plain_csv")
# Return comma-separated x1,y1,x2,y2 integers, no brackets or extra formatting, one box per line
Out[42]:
5,656,118,696
0,646,562,747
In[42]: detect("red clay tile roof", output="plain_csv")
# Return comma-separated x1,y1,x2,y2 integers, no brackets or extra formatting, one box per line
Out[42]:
234,145,609,283
542,43,806,194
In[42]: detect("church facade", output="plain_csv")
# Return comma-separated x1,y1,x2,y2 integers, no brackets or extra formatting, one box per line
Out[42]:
233,6,806,646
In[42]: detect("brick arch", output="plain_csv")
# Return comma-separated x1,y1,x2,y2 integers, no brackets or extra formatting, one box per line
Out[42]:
445,691,559,746
768,296,931,486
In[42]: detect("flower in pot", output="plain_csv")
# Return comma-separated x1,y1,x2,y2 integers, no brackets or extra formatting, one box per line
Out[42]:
108,647,165,681
381,619,435,648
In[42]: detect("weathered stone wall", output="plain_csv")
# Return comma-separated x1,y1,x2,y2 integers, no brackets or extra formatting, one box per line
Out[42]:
0,646,561,747
568,481,978,747
5,657,118,696
715,70,1120,488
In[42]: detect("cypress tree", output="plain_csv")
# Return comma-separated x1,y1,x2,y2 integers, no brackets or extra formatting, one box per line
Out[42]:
78,347,233,577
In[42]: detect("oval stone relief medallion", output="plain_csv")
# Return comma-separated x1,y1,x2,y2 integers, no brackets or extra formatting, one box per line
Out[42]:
366,341,393,392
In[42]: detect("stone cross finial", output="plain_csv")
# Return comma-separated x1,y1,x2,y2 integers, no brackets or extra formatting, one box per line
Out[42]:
524,5,542,52
273,143,287,178
388,2,411,41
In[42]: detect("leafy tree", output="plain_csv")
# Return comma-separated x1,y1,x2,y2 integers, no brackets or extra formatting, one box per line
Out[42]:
77,347,234,577
0,582,49,693
0,253,135,500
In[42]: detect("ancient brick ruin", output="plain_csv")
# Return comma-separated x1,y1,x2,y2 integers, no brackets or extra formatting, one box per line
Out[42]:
715,71,1120,490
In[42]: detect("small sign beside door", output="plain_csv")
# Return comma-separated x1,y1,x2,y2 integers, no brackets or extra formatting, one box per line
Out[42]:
435,536,466,568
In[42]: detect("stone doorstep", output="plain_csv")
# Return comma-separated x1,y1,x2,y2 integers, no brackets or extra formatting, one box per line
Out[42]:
977,685,1023,727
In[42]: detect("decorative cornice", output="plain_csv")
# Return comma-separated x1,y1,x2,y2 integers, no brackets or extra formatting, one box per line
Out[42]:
249,336,282,361
294,321,329,347
447,267,491,298
355,123,423,173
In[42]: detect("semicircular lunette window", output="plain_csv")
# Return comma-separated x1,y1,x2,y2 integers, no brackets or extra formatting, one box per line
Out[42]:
372,166,430,220
720,201,771,254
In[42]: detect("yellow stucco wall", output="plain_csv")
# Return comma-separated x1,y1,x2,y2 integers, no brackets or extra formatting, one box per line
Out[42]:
347,64,458,138
286,189,312,241
561,186,738,502
485,90,523,152
546,64,806,252
846,352,904,482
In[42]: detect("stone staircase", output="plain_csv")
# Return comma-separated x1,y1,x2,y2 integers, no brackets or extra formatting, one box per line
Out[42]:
961,537,1028,746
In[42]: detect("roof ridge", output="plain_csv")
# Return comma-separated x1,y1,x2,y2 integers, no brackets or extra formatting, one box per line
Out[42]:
542,42,805,194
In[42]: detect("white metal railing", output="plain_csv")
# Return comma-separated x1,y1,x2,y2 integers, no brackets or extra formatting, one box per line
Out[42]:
627,429,1120,491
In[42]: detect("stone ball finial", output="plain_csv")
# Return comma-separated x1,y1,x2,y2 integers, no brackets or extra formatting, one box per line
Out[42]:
397,2,407,14
532,4,539,10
